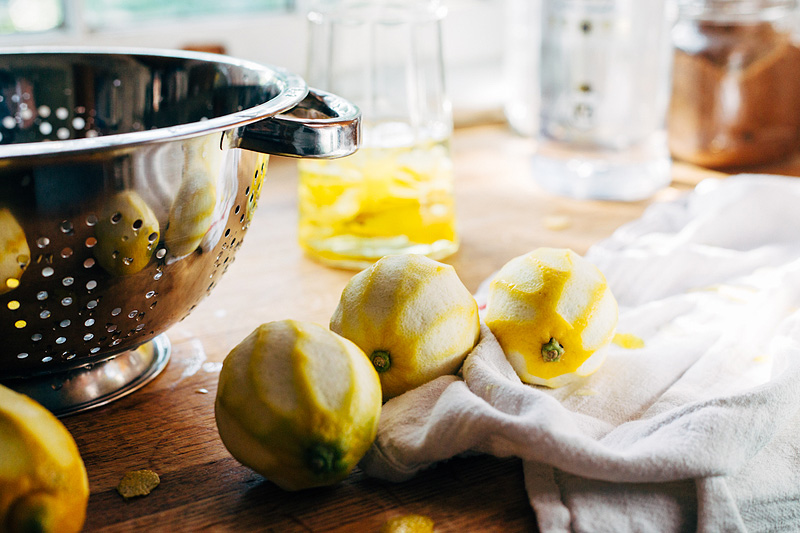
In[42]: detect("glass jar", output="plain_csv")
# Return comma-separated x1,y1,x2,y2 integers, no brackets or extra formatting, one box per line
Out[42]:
669,0,800,169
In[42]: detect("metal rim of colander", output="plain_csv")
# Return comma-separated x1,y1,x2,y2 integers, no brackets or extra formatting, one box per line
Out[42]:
0,45,310,159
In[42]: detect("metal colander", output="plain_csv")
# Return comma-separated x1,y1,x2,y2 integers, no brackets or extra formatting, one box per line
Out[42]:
0,48,359,415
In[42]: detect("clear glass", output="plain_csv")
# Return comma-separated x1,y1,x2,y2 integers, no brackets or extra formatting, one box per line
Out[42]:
298,0,458,269
533,0,675,201
504,0,541,137
669,0,800,169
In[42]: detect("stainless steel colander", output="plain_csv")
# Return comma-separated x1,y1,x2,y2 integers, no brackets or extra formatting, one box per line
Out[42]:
0,48,359,415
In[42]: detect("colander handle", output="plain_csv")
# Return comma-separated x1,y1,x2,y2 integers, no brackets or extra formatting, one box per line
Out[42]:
232,88,360,159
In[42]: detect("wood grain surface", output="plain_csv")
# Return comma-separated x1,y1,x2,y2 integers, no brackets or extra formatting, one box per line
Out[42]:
59,123,787,532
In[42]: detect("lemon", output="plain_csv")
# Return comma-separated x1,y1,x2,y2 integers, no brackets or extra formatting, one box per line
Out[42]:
215,320,382,491
484,248,618,388
0,385,89,533
330,254,480,401
94,190,160,276
0,209,29,295
165,138,220,257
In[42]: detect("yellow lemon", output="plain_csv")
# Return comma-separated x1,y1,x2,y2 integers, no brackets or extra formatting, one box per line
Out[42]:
0,209,29,295
0,385,89,533
330,254,480,401
165,137,221,257
215,320,382,491
484,248,618,388
94,190,160,276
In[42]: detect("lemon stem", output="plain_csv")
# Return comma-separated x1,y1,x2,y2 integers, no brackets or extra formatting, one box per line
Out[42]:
306,443,344,476
542,338,564,362
371,350,391,373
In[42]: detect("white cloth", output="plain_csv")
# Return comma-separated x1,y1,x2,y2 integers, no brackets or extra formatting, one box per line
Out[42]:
359,174,800,532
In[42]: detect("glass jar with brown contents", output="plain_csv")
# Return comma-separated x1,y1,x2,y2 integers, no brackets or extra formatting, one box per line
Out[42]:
669,0,800,169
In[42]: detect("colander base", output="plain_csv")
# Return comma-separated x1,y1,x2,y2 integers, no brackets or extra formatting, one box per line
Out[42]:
1,334,170,417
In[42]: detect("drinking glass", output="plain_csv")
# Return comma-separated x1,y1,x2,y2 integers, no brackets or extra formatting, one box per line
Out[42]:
533,0,675,201
298,0,458,269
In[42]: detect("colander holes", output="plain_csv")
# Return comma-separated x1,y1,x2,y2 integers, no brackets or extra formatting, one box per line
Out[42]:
107,324,117,333
87,300,98,309
111,339,121,346
41,267,54,277
37,253,53,265
62,277,74,286
85,237,97,248
234,205,240,214
56,128,70,140
55,337,66,345
2,116,15,129
113,79,121,87
110,212,122,224
66,354,76,360
240,214,245,224
130,219,143,231
37,291,48,300
14,320,25,329
127,310,138,319
72,117,86,130
135,324,145,332
84,318,95,327
245,186,250,195
148,232,157,243
39,310,51,319
60,319,71,328
42,356,53,363
5,277,19,290
86,280,97,290
156,248,166,259
145,291,155,299
224,228,230,237
86,214,97,226
231,238,237,246
39,122,53,135
86,130,99,138
7,300,19,310
84,333,94,341
61,297,73,306
111,307,121,316
38,105,51,118
37,237,50,248
149,301,158,310
153,271,163,281
55,107,69,120
84,258,95,268
16,353,28,359
90,347,101,354
31,333,42,342
61,248,73,258
19,107,33,122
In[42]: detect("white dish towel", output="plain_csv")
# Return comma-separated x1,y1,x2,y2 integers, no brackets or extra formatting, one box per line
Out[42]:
360,174,800,532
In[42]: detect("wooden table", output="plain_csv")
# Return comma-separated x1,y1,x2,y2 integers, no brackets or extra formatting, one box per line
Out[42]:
61,124,794,532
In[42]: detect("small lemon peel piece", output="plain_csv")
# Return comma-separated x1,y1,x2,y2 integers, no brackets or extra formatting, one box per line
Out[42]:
380,513,435,533
116,469,160,500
